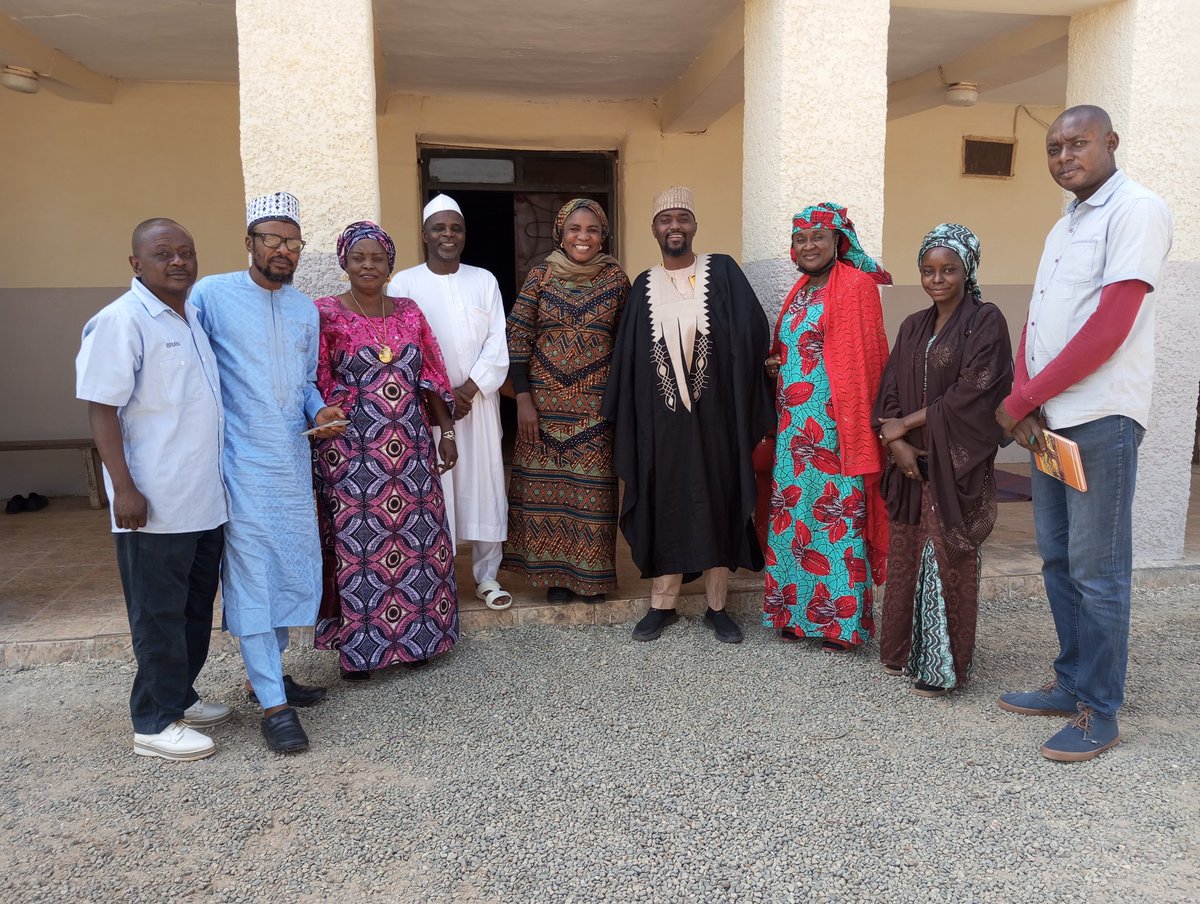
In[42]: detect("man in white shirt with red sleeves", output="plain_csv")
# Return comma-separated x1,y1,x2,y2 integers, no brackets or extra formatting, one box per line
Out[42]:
996,105,1173,763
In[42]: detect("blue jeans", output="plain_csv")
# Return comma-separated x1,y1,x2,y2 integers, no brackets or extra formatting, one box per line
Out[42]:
1031,415,1144,720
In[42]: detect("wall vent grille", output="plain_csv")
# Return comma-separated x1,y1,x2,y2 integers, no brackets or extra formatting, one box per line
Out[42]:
962,136,1016,179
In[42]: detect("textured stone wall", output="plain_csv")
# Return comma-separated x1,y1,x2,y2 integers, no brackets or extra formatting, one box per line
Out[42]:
236,0,380,299
741,0,890,316
1068,0,1200,562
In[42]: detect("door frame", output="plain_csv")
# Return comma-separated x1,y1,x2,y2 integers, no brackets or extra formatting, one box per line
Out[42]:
417,146,619,258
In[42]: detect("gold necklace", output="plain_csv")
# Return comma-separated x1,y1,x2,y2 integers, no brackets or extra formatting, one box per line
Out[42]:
348,289,394,363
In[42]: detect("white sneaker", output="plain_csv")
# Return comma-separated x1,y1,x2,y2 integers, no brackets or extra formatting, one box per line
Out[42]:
133,721,216,761
182,699,233,727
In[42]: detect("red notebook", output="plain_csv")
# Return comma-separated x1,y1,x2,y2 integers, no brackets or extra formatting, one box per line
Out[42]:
1034,430,1087,492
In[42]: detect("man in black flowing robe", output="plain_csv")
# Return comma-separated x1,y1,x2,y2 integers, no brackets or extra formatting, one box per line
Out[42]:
602,186,774,644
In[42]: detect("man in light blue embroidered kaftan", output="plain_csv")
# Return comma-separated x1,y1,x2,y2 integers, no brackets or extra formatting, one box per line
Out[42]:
191,191,347,755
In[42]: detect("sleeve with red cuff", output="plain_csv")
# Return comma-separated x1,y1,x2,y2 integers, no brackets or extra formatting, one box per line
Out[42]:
1002,279,1150,421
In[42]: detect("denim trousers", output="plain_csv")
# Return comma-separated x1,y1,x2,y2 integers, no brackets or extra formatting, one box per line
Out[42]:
1031,415,1143,720
114,525,225,733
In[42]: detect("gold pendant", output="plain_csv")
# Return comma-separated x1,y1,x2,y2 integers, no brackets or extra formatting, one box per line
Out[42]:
378,345,393,364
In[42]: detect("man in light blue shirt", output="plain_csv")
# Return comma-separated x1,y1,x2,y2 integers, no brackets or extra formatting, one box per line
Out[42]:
996,106,1173,762
77,218,231,762
190,192,346,755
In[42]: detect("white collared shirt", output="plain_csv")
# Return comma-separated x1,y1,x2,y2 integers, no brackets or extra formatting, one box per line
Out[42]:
76,278,230,533
1026,169,1173,429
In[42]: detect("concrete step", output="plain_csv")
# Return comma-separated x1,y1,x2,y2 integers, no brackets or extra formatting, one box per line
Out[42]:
5,562,1198,668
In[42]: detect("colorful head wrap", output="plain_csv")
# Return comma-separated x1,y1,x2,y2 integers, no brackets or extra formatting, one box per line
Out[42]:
917,223,981,300
247,191,300,230
791,202,890,283
553,198,610,244
336,220,396,272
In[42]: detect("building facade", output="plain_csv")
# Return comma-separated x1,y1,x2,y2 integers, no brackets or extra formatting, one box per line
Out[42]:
1,0,1196,560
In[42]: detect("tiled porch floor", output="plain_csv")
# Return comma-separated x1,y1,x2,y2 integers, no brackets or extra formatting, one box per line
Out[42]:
2,465,1197,667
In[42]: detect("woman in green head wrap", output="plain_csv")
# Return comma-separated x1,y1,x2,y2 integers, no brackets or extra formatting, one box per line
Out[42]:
872,223,1013,697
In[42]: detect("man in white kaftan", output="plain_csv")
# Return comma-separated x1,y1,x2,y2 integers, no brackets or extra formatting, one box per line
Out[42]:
388,194,512,610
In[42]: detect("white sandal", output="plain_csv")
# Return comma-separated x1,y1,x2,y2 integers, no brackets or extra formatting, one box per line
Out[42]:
476,579,513,611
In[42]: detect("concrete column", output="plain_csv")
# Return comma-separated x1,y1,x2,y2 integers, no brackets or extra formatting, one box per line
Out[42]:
741,0,890,322
1067,0,1200,563
236,0,380,297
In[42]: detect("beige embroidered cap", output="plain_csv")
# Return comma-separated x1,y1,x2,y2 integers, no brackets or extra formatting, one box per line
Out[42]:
651,186,696,220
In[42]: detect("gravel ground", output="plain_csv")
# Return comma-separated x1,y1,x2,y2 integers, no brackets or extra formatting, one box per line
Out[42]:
1,584,1197,903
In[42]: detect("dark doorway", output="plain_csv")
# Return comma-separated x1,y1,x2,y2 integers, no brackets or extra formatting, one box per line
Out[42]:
449,189,518,308
418,148,617,449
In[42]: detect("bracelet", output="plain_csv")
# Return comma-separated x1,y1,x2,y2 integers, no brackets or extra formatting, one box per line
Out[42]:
442,430,456,441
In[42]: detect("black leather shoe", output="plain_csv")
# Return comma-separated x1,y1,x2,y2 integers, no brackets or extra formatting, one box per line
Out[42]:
247,675,328,708
261,708,309,754
546,587,573,603
703,607,744,644
6,495,26,514
23,493,48,512
283,675,327,707
632,608,679,642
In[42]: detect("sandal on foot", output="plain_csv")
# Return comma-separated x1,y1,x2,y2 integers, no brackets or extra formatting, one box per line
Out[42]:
546,587,573,604
476,579,513,611
780,627,804,644
912,681,950,698
881,663,906,677
821,639,853,654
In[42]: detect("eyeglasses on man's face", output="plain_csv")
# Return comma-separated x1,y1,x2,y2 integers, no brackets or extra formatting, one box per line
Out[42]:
252,232,306,253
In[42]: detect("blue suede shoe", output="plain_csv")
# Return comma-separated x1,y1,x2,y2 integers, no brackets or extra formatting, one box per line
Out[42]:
1040,707,1120,762
997,679,1077,717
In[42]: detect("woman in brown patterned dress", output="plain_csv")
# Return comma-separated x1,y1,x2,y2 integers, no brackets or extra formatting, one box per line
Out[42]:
872,223,1012,697
502,199,630,602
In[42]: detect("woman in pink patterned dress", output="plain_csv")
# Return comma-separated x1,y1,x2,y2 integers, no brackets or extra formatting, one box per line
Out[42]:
313,221,459,680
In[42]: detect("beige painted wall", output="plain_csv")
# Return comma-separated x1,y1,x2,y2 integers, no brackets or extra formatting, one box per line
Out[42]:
376,94,744,279
883,102,1065,287
3,83,1067,494
1,84,1060,299
882,102,1065,466
0,81,246,497
0,81,247,289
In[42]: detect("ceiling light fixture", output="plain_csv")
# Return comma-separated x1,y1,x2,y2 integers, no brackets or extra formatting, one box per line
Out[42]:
945,81,979,107
0,65,40,94
936,65,978,108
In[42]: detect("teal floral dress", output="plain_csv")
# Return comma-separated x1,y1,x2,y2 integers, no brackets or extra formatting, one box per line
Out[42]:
762,285,875,644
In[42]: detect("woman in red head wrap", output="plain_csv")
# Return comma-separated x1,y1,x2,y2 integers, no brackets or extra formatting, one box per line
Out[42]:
761,203,891,653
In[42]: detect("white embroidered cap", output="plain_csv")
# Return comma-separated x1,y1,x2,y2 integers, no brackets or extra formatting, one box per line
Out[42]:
247,191,301,229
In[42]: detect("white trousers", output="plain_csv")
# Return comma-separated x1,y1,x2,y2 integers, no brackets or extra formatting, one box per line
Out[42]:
472,540,503,585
